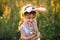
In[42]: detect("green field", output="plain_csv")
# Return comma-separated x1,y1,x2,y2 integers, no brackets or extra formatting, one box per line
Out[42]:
0,0,60,40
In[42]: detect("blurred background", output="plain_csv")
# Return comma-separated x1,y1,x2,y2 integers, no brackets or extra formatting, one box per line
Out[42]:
0,0,60,40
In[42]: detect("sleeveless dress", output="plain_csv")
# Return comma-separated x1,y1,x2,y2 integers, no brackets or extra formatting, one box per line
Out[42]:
21,22,34,37
20,22,40,40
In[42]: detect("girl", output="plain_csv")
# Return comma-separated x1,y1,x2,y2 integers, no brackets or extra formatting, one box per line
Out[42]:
19,5,46,40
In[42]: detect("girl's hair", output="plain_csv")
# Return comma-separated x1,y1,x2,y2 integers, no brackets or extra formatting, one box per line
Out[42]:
19,5,36,26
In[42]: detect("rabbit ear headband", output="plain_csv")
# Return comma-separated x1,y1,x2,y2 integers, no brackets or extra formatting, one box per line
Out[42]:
23,6,47,15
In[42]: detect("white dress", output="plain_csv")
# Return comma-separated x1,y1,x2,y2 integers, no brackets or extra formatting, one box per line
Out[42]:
20,23,40,40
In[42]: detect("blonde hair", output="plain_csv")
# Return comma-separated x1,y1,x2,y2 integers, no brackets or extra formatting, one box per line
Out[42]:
19,4,33,26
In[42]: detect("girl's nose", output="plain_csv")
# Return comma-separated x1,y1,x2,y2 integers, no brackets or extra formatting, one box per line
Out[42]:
30,19,33,22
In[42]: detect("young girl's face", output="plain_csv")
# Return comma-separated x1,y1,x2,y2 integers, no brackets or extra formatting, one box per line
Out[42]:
24,14,36,23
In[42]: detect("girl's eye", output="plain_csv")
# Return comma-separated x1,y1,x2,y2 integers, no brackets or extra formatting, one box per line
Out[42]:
28,17,35,19
33,17,35,19
28,17,31,19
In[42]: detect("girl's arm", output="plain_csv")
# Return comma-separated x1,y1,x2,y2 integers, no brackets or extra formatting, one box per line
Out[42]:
32,32,40,40
32,21,40,40
33,21,39,33
20,26,36,40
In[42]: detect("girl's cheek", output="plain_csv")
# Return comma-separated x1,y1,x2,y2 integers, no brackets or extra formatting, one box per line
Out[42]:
26,19,30,23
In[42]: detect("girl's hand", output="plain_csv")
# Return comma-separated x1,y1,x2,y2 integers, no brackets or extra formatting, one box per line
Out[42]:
32,32,40,40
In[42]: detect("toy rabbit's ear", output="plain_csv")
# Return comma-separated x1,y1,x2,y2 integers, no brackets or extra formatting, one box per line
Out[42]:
34,7,47,12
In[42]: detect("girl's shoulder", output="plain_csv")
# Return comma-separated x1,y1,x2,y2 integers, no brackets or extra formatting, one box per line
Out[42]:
19,22,26,30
